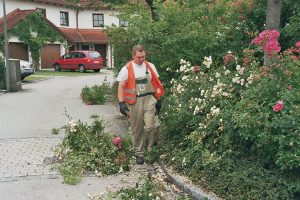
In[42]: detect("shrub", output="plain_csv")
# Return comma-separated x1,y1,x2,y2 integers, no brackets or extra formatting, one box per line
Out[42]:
54,115,134,184
107,1,259,86
159,30,300,199
81,77,111,105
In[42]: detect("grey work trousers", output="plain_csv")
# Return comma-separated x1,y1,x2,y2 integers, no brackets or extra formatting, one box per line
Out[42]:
129,95,159,157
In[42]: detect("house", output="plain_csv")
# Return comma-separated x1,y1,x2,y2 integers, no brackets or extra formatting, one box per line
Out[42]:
0,0,128,69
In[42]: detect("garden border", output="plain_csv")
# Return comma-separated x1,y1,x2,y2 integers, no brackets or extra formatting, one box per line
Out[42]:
159,161,223,200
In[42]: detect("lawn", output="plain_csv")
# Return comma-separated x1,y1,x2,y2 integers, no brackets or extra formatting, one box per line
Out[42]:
23,69,102,82
34,70,99,76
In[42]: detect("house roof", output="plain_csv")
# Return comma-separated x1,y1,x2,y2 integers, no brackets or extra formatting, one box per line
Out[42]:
22,0,118,9
0,9,108,44
59,28,108,43
23,0,147,9
0,9,36,33
0,9,69,39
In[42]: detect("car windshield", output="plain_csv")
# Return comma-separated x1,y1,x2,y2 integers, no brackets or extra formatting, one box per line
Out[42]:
88,52,101,58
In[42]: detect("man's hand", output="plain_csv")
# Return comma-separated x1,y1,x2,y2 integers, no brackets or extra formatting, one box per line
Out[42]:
119,101,129,116
155,100,161,114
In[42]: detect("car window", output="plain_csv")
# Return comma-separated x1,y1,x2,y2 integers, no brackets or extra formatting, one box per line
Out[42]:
63,53,72,59
79,53,86,58
88,52,101,58
72,52,81,58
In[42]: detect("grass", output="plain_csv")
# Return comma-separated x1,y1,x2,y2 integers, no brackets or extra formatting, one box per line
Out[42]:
22,69,101,82
34,70,99,77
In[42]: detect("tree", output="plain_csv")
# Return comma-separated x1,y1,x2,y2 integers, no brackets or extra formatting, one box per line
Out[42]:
265,0,282,30
265,0,282,65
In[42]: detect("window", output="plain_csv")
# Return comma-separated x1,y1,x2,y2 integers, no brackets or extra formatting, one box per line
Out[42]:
72,52,81,58
63,53,72,59
93,14,104,27
60,11,69,26
79,53,86,58
119,19,129,27
72,52,85,58
81,45,89,50
37,8,46,17
88,52,101,58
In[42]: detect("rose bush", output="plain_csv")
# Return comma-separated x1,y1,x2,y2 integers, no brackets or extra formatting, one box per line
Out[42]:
160,30,300,199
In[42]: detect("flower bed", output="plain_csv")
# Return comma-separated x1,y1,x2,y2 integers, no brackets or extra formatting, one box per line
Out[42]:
160,30,300,199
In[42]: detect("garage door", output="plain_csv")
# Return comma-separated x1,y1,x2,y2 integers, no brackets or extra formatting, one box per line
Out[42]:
9,43,29,61
41,44,61,69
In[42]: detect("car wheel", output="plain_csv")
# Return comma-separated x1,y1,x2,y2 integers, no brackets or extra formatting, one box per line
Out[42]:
93,69,100,72
54,64,61,71
79,65,86,73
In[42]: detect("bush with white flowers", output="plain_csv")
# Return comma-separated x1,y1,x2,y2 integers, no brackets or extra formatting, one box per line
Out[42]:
160,30,300,199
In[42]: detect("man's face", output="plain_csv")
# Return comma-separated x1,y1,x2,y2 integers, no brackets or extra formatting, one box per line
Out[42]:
133,51,146,65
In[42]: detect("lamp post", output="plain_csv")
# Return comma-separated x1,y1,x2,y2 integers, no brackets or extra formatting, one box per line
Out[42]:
3,0,10,92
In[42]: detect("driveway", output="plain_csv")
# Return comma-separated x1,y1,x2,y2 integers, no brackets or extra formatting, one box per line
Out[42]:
0,70,138,200
0,70,126,139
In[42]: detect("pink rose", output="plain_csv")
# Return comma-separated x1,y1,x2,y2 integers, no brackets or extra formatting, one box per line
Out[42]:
295,41,300,47
288,85,292,90
86,101,93,105
192,65,201,73
272,100,284,112
112,137,123,149
252,30,281,57
223,53,235,64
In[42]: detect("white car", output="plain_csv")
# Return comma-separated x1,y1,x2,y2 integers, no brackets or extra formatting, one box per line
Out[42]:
19,60,35,80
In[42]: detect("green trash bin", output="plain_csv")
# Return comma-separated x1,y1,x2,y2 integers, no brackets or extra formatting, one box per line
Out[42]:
0,61,5,90
8,59,22,92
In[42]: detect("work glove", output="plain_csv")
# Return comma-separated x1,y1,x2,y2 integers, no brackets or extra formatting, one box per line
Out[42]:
119,101,129,116
155,100,162,114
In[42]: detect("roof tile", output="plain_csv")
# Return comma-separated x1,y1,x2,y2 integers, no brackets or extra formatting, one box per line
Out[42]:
0,9,36,33
59,28,108,43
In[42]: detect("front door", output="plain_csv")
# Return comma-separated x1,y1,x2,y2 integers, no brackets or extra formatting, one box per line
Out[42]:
94,44,106,67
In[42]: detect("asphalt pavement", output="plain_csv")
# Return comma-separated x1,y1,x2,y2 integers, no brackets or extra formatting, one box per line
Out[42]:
0,70,137,200
0,70,221,200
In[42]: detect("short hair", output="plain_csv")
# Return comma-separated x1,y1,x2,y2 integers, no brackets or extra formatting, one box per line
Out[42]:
132,44,145,55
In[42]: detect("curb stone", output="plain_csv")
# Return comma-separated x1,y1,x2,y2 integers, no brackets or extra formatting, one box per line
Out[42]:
159,161,223,200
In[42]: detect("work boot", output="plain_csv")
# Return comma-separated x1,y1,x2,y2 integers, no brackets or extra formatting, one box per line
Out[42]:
135,156,144,165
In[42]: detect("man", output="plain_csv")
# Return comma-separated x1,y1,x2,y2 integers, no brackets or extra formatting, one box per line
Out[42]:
116,44,165,164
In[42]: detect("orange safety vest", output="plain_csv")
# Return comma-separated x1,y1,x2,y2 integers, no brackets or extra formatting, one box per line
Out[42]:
124,61,165,105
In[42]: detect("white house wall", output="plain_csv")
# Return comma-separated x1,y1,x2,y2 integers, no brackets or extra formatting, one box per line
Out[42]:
1,0,121,28
8,36,21,43
77,10,119,28
0,0,77,28
0,0,120,68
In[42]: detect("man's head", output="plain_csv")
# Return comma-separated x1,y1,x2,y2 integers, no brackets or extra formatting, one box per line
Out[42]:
132,44,146,65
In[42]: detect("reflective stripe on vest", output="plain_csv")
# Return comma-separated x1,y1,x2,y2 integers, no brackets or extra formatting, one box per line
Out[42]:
124,88,136,94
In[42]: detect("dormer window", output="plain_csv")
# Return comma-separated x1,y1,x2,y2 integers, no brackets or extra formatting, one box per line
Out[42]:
93,14,104,27
60,11,69,26
119,19,129,27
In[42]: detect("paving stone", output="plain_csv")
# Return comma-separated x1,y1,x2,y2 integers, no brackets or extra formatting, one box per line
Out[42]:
0,137,61,181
